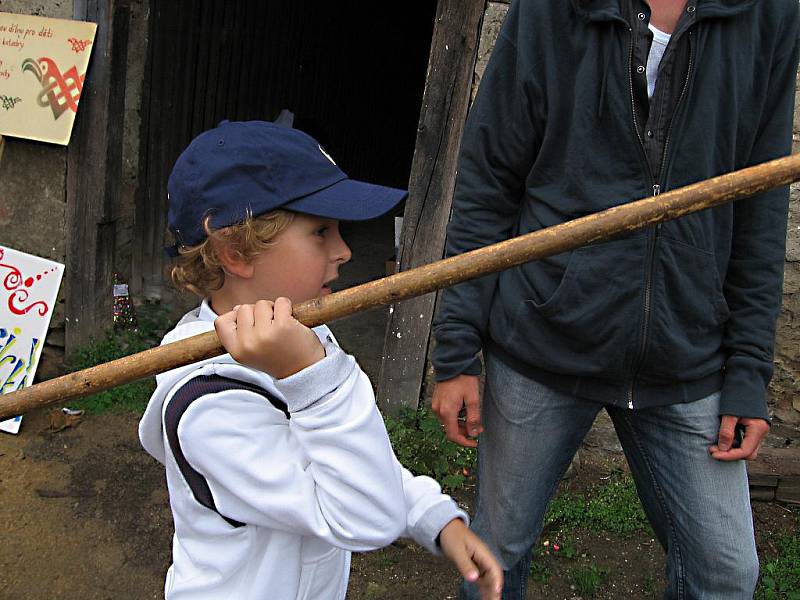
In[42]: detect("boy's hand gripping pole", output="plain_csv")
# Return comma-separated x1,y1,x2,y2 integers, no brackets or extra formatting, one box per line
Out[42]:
2,153,800,420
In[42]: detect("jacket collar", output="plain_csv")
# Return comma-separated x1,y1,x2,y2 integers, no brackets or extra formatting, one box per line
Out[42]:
570,0,758,22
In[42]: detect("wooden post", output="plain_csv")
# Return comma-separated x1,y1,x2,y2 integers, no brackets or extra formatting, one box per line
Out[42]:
377,0,486,414
65,0,130,351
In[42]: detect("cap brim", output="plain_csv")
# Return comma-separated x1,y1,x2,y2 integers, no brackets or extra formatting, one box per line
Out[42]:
283,178,407,221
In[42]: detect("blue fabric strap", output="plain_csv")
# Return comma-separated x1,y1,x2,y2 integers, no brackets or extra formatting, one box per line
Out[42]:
164,374,290,528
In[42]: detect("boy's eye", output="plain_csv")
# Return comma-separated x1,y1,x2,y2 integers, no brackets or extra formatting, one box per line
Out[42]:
314,226,328,237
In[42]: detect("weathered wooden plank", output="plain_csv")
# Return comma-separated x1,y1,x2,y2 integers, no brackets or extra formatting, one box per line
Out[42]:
749,487,776,502
748,473,780,488
377,0,486,413
776,477,800,505
748,446,800,477
130,0,154,297
65,0,130,350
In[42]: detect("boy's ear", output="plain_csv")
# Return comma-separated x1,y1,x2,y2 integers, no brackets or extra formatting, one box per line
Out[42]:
216,244,255,279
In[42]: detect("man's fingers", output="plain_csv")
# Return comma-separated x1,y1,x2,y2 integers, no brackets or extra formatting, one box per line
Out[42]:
711,417,769,461
445,412,478,448
464,391,483,438
709,446,748,461
431,377,482,448
716,415,737,452
711,429,762,461
450,433,479,448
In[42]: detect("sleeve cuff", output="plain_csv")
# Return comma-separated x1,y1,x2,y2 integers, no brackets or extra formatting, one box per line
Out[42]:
719,362,771,422
273,337,354,413
407,499,469,556
433,356,483,383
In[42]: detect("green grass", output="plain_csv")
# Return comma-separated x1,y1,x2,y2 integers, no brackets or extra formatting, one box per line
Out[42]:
545,471,652,536
756,533,800,600
529,558,552,583
383,406,476,492
384,408,799,598
65,302,172,414
569,564,605,597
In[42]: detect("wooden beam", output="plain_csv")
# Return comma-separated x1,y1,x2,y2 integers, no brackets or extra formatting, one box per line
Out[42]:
65,0,130,351
748,446,800,504
377,0,485,413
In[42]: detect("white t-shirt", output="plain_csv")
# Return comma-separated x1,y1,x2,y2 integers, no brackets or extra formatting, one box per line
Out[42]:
647,23,672,98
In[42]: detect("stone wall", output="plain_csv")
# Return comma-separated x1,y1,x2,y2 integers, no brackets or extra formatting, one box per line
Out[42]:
775,66,800,423
472,1,800,423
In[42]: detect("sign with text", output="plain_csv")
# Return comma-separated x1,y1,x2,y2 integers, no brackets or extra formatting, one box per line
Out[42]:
0,245,64,434
0,12,96,145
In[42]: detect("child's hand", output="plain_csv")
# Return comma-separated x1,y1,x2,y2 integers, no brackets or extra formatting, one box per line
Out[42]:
439,518,503,600
215,298,325,379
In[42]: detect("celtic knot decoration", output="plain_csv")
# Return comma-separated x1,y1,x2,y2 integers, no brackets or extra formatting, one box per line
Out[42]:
67,37,93,53
0,96,21,110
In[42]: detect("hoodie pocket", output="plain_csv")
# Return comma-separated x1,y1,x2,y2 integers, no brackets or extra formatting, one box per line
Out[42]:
296,539,347,600
641,237,729,379
503,235,647,379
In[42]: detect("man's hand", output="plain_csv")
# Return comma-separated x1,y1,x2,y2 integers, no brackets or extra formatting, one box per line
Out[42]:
709,415,769,461
431,375,482,448
215,298,325,379
439,518,503,600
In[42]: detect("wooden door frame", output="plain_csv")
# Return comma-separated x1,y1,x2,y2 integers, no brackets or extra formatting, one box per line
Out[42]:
377,0,486,413
64,0,130,351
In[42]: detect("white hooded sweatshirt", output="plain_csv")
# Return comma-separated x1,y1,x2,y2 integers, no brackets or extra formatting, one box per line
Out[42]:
139,301,466,600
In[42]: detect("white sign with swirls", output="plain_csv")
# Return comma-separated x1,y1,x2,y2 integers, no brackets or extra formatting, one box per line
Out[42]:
0,245,63,434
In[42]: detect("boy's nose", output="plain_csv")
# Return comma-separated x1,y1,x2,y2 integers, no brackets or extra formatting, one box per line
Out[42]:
333,235,352,264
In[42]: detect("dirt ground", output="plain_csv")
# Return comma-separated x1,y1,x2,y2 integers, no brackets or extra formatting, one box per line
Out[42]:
1,406,797,600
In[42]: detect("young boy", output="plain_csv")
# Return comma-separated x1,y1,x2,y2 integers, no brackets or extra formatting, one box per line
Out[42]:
138,120,502,599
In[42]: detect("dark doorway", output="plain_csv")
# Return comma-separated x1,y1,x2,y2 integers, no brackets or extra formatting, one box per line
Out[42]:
133,0,438,317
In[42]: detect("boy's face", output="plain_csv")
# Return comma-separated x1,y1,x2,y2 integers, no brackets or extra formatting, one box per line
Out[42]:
249,214,352,303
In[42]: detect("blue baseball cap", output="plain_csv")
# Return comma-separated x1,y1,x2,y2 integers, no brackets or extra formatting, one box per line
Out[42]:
166,120,408,254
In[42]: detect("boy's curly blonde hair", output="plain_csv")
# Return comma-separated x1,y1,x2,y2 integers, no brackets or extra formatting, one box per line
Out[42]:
170,210,295,297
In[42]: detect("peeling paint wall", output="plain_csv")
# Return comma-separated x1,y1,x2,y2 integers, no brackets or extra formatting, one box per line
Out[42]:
467,1,799,422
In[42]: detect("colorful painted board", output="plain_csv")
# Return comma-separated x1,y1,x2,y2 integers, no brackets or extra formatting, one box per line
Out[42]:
0,245,64,434
0,12,96,145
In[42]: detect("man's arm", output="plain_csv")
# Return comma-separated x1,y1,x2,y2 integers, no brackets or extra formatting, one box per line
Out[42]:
432,3,543,444
713,5,800,460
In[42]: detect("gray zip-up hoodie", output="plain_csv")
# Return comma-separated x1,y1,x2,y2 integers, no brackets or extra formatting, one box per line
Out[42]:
433,0,800,420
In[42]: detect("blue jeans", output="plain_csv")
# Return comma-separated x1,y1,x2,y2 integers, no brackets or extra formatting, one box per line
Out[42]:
459,352,758,600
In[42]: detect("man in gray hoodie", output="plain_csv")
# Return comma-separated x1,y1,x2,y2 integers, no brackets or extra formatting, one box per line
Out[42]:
431,0,800,598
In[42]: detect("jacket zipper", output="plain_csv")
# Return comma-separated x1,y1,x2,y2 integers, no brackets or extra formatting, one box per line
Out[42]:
625,27,694,409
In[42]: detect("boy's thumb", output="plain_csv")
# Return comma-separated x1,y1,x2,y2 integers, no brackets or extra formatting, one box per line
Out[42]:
452,553,480,582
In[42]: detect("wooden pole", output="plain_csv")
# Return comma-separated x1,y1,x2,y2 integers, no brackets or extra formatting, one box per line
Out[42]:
2,153,799,420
